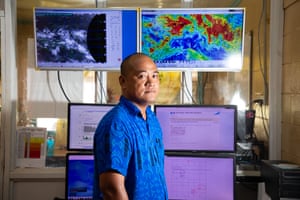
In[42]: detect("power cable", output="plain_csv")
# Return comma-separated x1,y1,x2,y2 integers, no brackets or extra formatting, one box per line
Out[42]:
57,70,71,103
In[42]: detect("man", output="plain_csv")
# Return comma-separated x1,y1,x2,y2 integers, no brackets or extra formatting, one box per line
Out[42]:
93,53,168,200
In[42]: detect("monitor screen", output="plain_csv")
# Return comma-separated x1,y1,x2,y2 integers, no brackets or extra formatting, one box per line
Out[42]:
140,8,245,71
164,153,235,200
65,153,94,200
67,103,114,151
154,105,236,152
33,8,138,70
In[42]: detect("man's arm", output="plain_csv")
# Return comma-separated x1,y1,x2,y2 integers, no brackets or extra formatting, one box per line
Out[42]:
99,171,129,200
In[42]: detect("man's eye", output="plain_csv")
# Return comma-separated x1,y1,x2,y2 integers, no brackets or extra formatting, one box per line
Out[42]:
137,74,147,79
152,73,159,79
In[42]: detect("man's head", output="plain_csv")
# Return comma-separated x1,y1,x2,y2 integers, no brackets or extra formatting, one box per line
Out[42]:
119,53,160,108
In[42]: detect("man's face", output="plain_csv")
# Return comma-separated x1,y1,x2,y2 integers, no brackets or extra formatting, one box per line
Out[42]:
120,56,160,106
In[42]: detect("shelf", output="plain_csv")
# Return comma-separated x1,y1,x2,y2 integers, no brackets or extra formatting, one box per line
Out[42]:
10,167,65,181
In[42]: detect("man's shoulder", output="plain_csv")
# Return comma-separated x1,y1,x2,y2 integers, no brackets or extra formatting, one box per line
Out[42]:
100,105,125,122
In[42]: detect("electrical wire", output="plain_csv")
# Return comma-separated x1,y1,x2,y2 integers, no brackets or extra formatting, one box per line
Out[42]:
197,72,204,104
260,104,269,137
257,0,269,102
254,102,269,138
228,0,270,141
196,72,208,104
57,70,71,103
181,72,198,104
95,71,108,103
230,0,242,7
250,0,270,140
198,72,208,104
262,102,270,135
46,71,57,102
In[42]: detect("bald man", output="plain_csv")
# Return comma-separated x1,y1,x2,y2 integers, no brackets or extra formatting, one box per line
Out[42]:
93,53,168,200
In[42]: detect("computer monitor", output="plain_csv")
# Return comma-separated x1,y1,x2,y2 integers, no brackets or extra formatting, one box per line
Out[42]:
164,153,236,200
154,104,237,152
65,153,94,200
33,7,138,70
140,8,245,71
67,103,114,151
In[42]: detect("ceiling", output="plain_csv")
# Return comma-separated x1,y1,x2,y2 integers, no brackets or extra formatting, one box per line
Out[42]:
17,0,241,22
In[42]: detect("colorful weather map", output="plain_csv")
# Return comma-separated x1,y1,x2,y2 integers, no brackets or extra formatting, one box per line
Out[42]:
141,10,244,70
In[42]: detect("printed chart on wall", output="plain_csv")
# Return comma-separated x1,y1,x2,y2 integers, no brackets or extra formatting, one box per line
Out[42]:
16,127,47,167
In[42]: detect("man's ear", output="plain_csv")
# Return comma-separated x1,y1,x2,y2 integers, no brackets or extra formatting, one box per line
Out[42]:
119,75,126,89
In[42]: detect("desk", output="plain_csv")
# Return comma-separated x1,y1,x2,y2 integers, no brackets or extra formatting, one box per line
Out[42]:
236,167,263,200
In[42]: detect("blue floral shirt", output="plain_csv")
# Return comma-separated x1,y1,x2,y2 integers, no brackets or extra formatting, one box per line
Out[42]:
93,96,168,200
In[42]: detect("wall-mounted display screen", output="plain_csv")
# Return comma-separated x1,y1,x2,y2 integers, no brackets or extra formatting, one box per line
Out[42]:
34,8,138,70
164,153,235,200
154,104,237,152
67,103,114,151
140,8,245,71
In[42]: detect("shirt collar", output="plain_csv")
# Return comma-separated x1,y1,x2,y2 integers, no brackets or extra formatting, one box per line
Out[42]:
119,96,152,118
